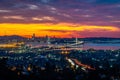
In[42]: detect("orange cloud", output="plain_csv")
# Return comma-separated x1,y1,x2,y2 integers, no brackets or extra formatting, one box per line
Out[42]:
2,16,25,20
32,16,55,21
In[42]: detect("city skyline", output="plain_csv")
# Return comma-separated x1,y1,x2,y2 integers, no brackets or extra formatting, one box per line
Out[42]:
0,0,120,38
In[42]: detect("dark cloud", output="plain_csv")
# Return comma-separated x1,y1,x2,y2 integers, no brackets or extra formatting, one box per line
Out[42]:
78,30,120,38
38,29,67,33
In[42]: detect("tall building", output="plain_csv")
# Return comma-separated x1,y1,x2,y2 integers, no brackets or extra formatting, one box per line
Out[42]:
32,33,36,40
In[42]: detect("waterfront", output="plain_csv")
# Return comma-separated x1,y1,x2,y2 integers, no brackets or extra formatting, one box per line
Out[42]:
0,38,120,80
26,41,120,50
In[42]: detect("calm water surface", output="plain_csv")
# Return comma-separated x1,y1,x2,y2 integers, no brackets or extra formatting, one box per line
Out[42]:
83,43,120,50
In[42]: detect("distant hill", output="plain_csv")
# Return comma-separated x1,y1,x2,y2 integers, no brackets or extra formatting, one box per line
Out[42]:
84,37,120,40
0,35,26,40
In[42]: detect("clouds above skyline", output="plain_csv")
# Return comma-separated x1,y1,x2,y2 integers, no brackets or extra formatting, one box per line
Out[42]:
0,0,120,37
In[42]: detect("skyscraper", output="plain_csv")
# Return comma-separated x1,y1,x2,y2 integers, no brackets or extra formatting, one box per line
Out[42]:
32,33,35,40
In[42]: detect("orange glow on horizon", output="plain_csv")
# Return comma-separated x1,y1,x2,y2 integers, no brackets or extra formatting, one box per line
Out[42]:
0,23,119,38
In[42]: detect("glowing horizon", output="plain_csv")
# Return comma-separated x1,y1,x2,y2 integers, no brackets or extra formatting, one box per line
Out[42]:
0,23,119,38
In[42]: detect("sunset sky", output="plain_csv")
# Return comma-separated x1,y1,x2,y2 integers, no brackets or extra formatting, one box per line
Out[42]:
0,0,120,38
